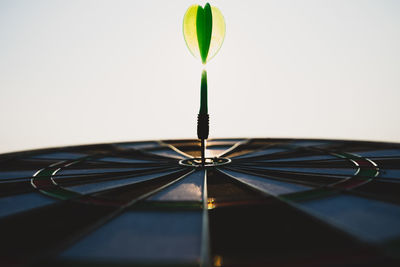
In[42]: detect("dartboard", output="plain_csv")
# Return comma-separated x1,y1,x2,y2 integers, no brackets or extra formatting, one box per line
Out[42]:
1,138,400,266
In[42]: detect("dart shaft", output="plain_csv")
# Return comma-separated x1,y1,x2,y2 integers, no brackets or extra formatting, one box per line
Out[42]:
198,70,209,166
199,70,208,114
201,138,205,166
197,113,209,166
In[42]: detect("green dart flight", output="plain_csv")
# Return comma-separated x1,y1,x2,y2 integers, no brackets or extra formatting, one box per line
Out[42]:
183,2,225,165
183,3,225,64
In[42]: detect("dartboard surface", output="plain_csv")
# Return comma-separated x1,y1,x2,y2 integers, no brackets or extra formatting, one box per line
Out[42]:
1,138,400,266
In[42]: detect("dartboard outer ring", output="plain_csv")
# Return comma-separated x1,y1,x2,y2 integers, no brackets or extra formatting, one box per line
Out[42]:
1,138,400,266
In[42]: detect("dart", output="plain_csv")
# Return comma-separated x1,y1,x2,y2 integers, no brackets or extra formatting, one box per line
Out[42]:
183,2,225,165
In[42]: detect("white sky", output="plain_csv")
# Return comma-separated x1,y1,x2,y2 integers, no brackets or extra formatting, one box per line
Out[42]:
1,0,399,154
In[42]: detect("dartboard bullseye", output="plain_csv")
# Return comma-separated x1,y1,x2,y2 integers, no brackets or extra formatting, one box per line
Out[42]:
1,138,400,266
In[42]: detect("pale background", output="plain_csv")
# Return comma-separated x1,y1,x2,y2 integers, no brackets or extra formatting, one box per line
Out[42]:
1,0,399,154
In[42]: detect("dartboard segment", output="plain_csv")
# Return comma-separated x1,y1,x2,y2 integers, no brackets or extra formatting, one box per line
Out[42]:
57,170,208,266
206,168,380,266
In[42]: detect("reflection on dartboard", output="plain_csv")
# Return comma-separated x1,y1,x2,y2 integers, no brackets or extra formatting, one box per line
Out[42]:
1,138,400,266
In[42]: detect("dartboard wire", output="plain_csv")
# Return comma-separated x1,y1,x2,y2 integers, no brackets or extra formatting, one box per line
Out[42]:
157,140,194,159
45,169,197,262
228,163,358,179
57,153,172,176
224,167,352,189
216,167,331,201
324,151,379,190
229,142,400,161
31,160,77,192
223,142,293,159
51,166,182,189
227,145,335,161
0,162,76,198
231,147,380,190
229,162,357,173
30,159,68,181
222,165,331,188
222,154,380,201
221,164,394,204
215,139,251,158
231,155,379,193
31,155,184,204
112,143,185,162
228,140,335,159
56,154,174,171
200,169,210,267
231,148,359,173
51,165,175,181
235,157,371,163
0,176,47,183
33,166,186,204
69,155,175,165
